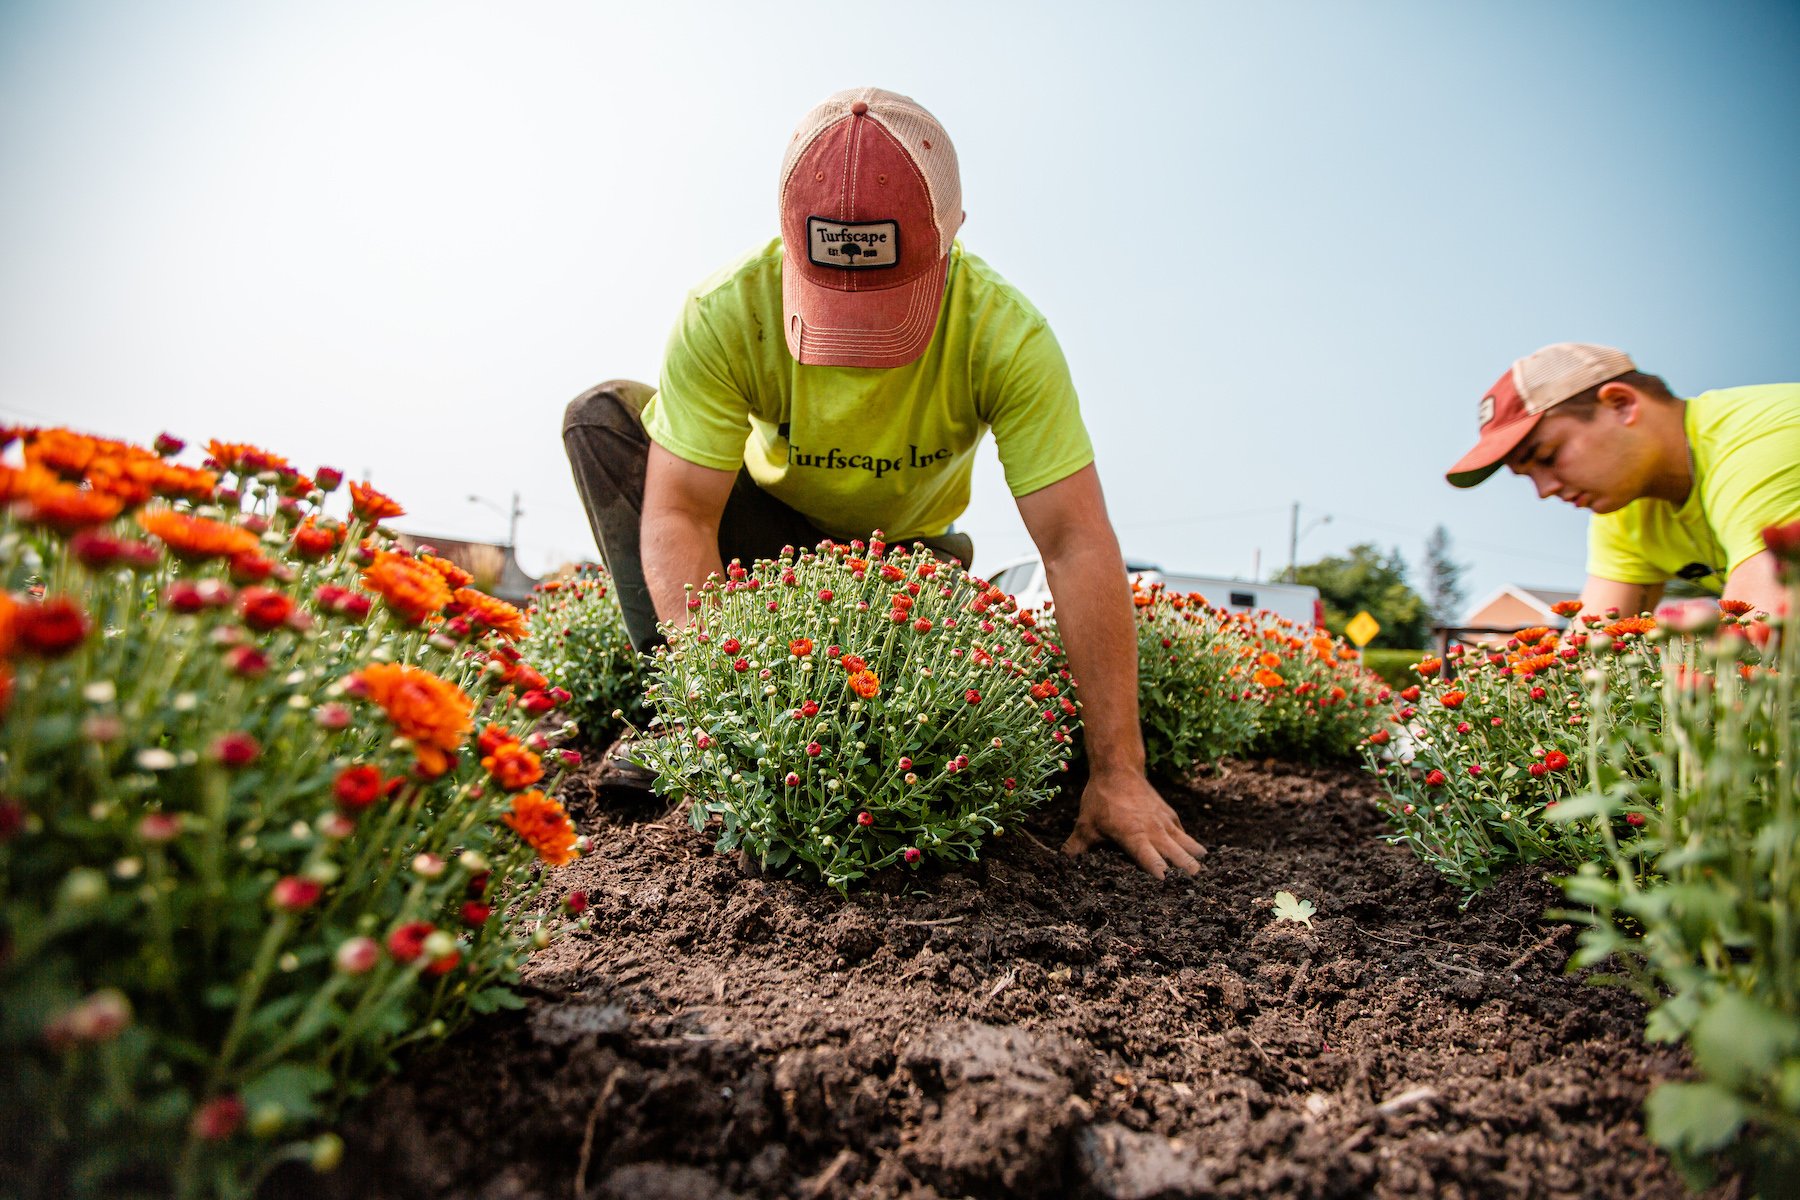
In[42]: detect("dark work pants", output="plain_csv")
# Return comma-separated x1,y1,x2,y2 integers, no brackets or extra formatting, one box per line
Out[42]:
561,380,974,654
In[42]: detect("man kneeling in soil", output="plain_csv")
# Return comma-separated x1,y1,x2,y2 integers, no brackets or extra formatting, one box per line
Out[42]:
562,87,1203,879
1445,342,1800,617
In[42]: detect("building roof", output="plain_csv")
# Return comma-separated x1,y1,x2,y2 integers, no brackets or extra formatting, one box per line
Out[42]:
1461,583,1580,625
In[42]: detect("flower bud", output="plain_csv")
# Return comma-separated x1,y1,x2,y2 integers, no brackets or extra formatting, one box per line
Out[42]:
412,853,446,878
271,876,323,911
59,867,108,908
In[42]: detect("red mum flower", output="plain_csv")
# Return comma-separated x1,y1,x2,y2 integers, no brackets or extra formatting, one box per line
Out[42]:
15,598,91,657
965,688,982,705
271,876,322,911
237,586,294,632
1424,769,1447,787
211,731,260,768
333,764,384,811
190,1095,246,1141
856,811,873,827
386,921,434,963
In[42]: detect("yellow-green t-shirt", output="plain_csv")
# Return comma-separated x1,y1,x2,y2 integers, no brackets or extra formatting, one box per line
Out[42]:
640,239,1095,542
1587,384,1800,592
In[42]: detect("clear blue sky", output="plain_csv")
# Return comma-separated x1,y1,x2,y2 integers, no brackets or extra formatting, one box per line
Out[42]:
3,0,1796,619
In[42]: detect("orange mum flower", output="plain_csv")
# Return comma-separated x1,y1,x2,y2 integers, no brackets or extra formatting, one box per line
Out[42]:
1257,651,1283,669
789,637,814,657
22,428,104,477
150,463,218,504
349,481,406,523
1254,668,1287,689
847,669,880,699
0,462,60,504
362,550,453,623
1604,616,1656,637
481,740,544,791
138,507,259,561
355,662,473,778
1439,690,1466,709
503,790,578,867
1515,627,1551,644
1133,592,1154,608
205,440,293,477
1551,600,1583,618
452,587,528,640
1718,599,1754,617
1514,654,1557,675
23,484,124,532
422,554,474,590
1416,656,1443,677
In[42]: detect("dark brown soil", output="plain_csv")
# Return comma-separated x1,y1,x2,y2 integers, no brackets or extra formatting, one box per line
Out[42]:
273,751,1741,1200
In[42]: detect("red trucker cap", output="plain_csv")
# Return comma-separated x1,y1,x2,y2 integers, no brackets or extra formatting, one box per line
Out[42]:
1446,342,1637,488
778,87,961,369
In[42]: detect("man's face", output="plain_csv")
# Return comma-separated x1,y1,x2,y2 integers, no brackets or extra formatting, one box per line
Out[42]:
1504,406,1649,514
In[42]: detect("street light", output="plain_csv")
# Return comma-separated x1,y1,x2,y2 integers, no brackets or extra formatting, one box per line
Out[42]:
468,491,523,550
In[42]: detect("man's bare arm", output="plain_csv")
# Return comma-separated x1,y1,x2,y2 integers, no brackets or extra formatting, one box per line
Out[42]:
1013,465,1205,879
642,442,735,631
1722,551,1789,618
1578,574,1663,619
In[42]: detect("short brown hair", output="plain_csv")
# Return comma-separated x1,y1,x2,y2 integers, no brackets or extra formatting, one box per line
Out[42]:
1556,370,1675,421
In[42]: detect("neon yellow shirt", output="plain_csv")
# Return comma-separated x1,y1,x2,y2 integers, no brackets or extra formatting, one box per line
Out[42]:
641,239,1094,542
1587,384,1800,592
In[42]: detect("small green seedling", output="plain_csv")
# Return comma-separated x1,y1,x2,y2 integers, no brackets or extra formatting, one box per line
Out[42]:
1272,891,1317,929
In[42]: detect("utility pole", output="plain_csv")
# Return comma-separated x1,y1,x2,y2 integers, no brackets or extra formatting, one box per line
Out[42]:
507,491,523,552
1288,502,1299,578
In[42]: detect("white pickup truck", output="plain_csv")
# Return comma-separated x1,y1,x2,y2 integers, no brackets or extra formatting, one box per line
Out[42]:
983,554,1325,628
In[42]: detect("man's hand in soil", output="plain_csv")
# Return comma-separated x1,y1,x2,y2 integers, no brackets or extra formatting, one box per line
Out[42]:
1063,770,1206,880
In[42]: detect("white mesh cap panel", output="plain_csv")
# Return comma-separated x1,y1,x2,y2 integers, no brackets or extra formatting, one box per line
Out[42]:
1514,343,1636,414
779,87,960,257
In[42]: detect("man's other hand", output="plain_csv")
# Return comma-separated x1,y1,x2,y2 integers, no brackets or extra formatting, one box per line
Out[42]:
1062,770,1206,879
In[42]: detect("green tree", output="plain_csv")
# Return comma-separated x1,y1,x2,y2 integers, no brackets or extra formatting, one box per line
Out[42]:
1279,543,1428,649
1422,524,1467,628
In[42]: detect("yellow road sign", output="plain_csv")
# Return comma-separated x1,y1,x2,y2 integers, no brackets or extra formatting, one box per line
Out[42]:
1345,610,1380,648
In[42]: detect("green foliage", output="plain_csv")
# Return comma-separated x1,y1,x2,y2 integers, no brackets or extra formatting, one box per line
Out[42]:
1363,620,1663,894
1128,584,1260,779
1554,595,1800,1190
1361,648,1426,690
522,565,649,743
1280,543,1428,649
1242,613,1385,763
629,536,1075,892
0,429,585,1200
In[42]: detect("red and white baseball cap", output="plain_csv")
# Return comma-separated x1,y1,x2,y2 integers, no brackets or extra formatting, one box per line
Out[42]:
1445,342,1637,487
779,87,961,369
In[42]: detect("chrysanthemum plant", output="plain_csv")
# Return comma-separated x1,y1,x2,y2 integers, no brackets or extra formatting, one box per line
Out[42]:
1235,611,1384,763
628,535,1076,891
1362,603,1665,894
1552,525,1800,1190
1127,582,1260,778
0,428,587,1200
522,564,649,745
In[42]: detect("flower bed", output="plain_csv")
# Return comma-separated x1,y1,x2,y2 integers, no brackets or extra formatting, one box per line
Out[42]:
1,428,585,1199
